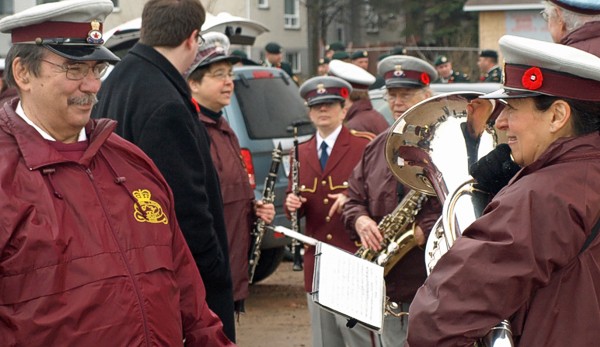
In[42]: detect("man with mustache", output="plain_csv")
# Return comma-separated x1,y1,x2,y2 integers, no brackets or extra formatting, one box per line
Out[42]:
0,0,234,346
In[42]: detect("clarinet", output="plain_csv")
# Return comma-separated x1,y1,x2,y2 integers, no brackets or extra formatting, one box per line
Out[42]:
290,126,304,271
248,143,283,284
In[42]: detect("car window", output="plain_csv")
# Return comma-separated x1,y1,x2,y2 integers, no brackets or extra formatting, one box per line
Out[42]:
234,71,313,139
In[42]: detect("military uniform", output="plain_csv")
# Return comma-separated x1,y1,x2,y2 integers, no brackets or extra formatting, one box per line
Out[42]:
435,70,470,83
263,42,298,83
481,65,502,82
433,55,470,83
343,55,441,347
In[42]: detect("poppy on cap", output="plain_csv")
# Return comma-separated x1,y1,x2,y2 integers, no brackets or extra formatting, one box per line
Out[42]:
265,42,282,54
299,76,352,107
0,0,119,63
481,35,600,101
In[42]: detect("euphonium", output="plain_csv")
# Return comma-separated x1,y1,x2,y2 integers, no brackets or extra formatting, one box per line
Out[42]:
385,92,513,347
354,189,428,275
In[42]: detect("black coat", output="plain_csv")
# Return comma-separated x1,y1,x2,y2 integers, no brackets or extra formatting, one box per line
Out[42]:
92,43,235,341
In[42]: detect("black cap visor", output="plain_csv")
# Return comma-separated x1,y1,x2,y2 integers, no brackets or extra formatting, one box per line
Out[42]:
307,95,344,107
45,44,120,64
385,80,423,90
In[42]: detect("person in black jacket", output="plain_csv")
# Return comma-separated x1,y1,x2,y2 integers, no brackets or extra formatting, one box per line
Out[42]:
91,0,236,341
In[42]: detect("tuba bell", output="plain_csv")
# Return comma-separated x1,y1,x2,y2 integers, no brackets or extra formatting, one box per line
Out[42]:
384,91,514,347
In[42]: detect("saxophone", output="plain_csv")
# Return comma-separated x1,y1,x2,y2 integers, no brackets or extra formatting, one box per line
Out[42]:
355,189,428,275
248,143,282,284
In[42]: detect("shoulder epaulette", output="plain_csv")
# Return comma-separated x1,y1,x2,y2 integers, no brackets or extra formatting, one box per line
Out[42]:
350,129,376,141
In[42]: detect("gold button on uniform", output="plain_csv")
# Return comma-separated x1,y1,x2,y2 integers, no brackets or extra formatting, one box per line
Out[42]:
326,234,333,240
323,198,329,204
321,180,327,186
325,216,331,222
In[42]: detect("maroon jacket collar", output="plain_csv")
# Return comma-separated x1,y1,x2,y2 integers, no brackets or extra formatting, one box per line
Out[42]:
303,126,353,175
345,98,374,122
561,21,600,46
0,98,117,170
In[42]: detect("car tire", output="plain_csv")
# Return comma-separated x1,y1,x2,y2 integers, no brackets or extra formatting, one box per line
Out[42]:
251,246,286,284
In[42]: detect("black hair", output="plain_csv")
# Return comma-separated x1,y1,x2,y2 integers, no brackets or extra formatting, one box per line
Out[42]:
533,95,600,135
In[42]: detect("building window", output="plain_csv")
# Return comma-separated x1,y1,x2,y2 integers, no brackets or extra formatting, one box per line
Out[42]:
364,4,380,33
284,0,300,29
0,0,13,15
286,51,301,74
258,0,268,9
112,0,119,9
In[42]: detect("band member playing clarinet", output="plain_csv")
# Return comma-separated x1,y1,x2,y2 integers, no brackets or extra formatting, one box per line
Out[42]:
186,33,275,316
284,76,374,347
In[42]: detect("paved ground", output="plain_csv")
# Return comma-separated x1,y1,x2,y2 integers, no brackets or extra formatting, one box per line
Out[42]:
236,262,312,347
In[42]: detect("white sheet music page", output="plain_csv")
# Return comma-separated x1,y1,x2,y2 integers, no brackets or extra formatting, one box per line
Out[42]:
312,242,385,331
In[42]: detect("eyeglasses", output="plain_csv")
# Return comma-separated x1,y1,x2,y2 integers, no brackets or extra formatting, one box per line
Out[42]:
41,59,109,80
198,34,205,47
206,69,234,81
539,8,555,22
384,89,423,102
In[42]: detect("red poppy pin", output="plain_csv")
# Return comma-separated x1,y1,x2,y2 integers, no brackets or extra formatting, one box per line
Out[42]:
420,72,430,85
340,87,349,98
522,67,543,90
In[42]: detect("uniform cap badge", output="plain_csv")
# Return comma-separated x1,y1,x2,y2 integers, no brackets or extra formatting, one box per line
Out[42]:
316,83,327,94
87,20,104,44
393,65,404,77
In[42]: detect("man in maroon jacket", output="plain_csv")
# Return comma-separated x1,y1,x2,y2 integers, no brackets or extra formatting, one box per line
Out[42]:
0,1,233,346
342,55,442,347
543,0,600,56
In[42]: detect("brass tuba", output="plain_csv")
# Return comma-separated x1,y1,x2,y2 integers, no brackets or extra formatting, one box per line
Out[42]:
384,91,514,347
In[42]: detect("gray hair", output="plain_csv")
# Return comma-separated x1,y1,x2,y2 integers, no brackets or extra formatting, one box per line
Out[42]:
4,44,45,89
544,0,600,33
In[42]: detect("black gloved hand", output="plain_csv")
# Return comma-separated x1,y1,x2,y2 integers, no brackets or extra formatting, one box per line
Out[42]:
469,144,521,195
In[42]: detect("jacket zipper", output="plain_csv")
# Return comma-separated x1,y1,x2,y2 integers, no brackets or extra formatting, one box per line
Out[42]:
84,167,152,346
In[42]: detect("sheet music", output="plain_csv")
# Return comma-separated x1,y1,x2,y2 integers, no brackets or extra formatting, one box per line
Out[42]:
312,242,385,331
